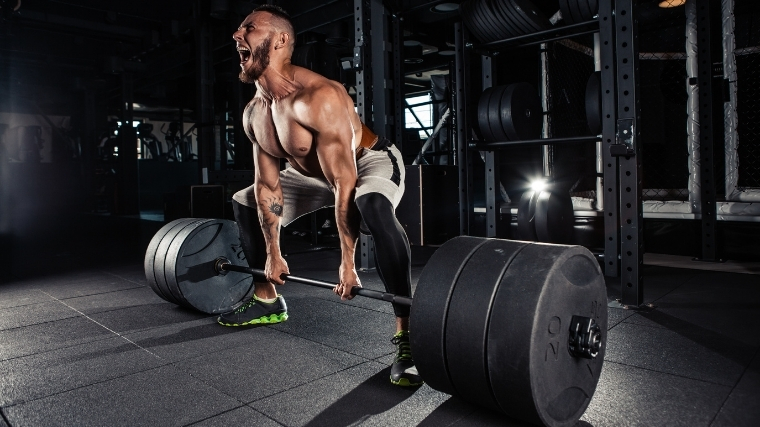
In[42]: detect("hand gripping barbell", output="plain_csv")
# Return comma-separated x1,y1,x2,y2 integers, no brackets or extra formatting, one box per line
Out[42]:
144,218,607,427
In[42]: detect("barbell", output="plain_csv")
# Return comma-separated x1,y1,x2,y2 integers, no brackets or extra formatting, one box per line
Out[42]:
144,218,607,427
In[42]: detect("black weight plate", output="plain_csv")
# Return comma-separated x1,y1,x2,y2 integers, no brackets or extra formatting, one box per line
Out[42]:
511,0,551,32
487,243,607,426
535,189,575,244
157,219,212,306
478,87,497,141
445,239,528,411
487,85,510,142
588,0,598,18
585,71,602,135
496,0,532,35
500,82,542,140
576,0,592,21
145,218,197,303
571,0,586,23
461,0,488,44
472,0,501,43
558,0,576,24
479,0,515,41
516,190,539,241
486,0,521,38
153,218,207,305
166,219,255,314
409,236,489,396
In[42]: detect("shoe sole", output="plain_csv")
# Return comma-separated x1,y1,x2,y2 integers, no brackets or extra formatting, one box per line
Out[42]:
217,312,289,327
390,376,423,387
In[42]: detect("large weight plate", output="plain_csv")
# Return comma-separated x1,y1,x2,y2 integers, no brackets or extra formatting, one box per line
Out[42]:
472,0,501,43
585,71,602,135
445,239,528,411
535,189,575,244
511,0,551,33
153,218,208,305
478,87,496,141
496,0,531,35
461,0,489,44
409,236,489,396
487,85,510,142
144,218,197,303
486,0,521,39
487,243,607,427
517,190,539,241
478,0,513,42
559,0,578,24
576,0,592,21
165,219,254,314
500,82,542,141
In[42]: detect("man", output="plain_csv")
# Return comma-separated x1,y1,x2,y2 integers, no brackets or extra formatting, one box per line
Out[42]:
217,5,421,387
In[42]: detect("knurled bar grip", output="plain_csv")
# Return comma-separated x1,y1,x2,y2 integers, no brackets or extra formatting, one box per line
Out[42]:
217,260,413,307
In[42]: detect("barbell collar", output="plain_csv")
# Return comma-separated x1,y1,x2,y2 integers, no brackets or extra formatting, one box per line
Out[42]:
215,258,413,307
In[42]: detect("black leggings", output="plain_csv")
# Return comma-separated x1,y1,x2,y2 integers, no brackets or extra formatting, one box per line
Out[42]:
232,194,412,318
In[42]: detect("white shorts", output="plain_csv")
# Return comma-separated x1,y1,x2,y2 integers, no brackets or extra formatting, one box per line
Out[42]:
232,142,405,226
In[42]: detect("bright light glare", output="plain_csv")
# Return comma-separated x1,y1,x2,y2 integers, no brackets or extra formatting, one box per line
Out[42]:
658,0,685,8
530,179,547,192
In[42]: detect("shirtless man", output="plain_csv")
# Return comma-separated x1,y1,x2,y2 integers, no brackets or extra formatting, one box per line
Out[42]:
217,5,421,387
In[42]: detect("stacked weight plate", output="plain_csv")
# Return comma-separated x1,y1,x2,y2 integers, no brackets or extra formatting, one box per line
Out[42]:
559,0,599,24
410,236,607,427
461,0,551,43
477,82,543,142
145,218,254,314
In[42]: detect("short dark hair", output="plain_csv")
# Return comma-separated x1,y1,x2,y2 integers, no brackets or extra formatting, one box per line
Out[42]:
253,4,291,21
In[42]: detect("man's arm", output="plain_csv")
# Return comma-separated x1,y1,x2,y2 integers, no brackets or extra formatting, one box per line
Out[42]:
298,84,361,299
245,100,289,285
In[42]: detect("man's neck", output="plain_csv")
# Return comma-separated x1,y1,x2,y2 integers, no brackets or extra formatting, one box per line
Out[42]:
256,63,301,101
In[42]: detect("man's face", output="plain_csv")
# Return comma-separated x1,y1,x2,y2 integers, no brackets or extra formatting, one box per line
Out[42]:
233,12,273,83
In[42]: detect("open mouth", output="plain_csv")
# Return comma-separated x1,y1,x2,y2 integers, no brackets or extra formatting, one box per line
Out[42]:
237,46,251,63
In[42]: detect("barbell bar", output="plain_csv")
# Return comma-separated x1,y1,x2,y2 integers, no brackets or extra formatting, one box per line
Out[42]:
213,257,414,307
144,218,607,427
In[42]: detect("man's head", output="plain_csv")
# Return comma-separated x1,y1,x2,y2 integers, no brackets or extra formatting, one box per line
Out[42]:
233,5,295,83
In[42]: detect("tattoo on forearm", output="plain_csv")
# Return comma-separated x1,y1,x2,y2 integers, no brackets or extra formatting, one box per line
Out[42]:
268,201,283,217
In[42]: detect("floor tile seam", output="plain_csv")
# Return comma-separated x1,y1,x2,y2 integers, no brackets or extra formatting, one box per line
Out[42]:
602,360,737,388
39,290,167,361
0,331,123,363
298,293,397,316
615,316,760,351
0,312,84,333
0,407,10,426
54,284,148,302
244,359,383,406
707,346,760,427
0,362,173,409
264,324,382,361
100,270,147,287
182,404,286,427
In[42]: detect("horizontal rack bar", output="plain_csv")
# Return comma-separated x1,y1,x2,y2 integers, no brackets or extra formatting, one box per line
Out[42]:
475,19,600,52
469,135,601,150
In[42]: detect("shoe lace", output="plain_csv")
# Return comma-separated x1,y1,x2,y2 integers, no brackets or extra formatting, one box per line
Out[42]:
234,299,256,314
391,332,412,362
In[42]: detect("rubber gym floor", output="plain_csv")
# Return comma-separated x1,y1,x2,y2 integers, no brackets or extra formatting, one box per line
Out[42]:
0,214,758,427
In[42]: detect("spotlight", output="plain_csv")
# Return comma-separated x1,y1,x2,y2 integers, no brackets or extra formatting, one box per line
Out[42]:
431,3,459,13
658,0,685,8
530,179,547,193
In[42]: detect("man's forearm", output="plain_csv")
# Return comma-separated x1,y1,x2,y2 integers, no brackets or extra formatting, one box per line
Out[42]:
256,188,284,255
334,185,360,267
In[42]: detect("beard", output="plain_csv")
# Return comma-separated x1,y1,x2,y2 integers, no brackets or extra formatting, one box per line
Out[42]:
239,36,272,83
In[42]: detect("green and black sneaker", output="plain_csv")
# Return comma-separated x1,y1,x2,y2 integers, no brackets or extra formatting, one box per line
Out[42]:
217,294,288,327
390,330,423,387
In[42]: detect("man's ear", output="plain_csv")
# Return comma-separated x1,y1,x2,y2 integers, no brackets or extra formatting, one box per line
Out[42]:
274,31,290,50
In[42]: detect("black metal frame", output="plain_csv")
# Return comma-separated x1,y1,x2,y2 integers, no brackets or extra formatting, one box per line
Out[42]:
695,0,721,262
452,0,652,305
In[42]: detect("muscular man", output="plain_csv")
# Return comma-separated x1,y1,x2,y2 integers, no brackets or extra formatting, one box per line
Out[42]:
217,5,421,387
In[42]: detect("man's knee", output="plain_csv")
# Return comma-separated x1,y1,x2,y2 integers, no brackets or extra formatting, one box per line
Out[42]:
355,193,394,233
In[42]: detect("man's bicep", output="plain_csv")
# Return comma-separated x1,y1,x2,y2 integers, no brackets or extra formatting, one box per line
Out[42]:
253,144,281,191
